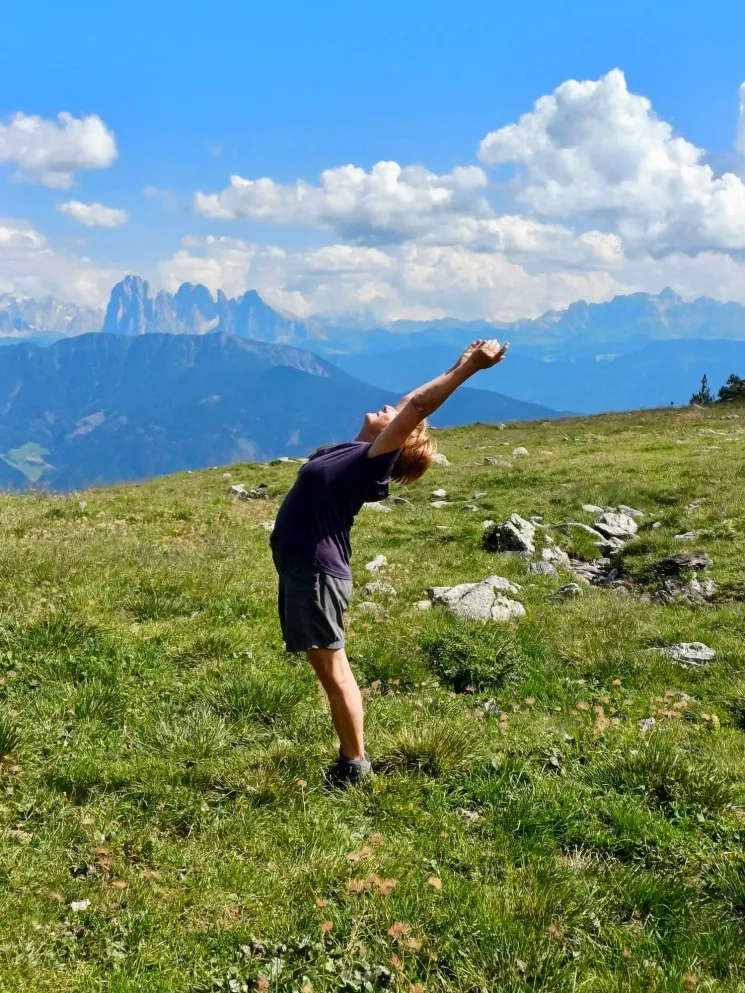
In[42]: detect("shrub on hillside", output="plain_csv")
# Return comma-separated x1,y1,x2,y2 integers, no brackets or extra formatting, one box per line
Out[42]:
419,622,517,692
718,373,745,403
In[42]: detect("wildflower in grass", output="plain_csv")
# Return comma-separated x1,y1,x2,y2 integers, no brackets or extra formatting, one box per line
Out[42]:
320,920,333,933
390,955,403,969
427,876,442,891
110,880,127,889
405,937,422,950
388,921,410,939
576,701,590,711
347,845,372,862
370,832,383,844
296,779,308,788
315,898,328,909
257,980,270,991
142,870,159,880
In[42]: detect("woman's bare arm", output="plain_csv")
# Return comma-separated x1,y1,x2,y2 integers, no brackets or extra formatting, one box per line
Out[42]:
369,339,509,458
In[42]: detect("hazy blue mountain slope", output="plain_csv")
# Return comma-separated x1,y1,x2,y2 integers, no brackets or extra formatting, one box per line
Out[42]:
0,333,560,490
336,340,745,413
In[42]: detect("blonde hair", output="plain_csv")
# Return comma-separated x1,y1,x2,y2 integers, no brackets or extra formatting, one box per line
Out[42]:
391,421,437,484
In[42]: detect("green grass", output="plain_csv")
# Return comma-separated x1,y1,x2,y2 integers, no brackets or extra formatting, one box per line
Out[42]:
0,404,744,991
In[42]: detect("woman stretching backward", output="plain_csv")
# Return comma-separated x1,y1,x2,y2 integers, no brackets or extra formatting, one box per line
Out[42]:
270,339,509,784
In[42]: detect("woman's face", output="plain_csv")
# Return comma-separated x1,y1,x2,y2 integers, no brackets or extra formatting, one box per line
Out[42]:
361,405,397,437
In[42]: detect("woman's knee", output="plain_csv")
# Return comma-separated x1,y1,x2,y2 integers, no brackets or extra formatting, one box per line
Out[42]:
307,648,354,692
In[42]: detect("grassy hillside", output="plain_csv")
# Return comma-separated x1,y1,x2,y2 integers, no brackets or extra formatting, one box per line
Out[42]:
0,405,744,992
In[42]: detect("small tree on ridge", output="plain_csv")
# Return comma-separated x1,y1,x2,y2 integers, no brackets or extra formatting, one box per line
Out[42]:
690,374,713,406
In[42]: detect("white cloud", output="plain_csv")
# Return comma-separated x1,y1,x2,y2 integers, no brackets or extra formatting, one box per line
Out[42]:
192,160,623,268
0,217,123,307
193,161,492,243
0,112,118,187
737,82,745,157
160,231,745,325
478,69,745,255
57,200,129,228
160,234,629,323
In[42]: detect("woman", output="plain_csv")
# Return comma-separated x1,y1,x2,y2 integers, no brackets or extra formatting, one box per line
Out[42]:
270,339,509,784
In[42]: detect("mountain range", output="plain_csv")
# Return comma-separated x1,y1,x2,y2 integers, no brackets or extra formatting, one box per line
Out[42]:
100,275,312,343
3,275,745,490
0,332,559,491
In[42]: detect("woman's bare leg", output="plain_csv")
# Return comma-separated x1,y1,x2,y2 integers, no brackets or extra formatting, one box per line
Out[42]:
306,647,365,760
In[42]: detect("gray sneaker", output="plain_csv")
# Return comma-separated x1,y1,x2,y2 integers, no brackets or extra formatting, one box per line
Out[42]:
324,750,373,787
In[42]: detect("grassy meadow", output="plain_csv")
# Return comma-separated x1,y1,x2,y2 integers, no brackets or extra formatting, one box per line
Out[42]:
0,404,744,992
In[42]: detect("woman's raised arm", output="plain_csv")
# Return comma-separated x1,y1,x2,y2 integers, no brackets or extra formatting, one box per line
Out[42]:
368,339,509,458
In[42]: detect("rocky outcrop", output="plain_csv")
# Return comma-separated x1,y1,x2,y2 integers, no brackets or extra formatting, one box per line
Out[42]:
428,576,525,622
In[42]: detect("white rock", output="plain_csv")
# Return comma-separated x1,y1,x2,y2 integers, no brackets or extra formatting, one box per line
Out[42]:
497,423,506,430
549,583,583,601
363,502,392,513
617,504,644,518
582,504,606,514
483,513,536,555
415,600,432,611
223,472,231,479
365,554,388,573
652,522,663,529
461,504,479,512
512,447,529,456
654,642,716,667
431,453,451,466
529,561,556,576
228,484,248,499
430,500,452,509
70,900,91,913
639,718,656,733
431,488,447,498
482,520,495,530
256,520,275,532
473,492,487,499
428,575,524,622
674,532,698,542
541,545,571,568
593,512,638,540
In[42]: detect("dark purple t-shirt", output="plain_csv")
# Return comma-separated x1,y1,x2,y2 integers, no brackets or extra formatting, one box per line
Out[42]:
270,442,401,579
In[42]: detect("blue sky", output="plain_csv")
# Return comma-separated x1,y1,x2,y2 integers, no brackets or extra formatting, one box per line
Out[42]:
2,0,745,321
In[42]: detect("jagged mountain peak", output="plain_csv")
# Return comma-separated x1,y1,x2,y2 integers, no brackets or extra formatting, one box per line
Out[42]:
100,276,311,344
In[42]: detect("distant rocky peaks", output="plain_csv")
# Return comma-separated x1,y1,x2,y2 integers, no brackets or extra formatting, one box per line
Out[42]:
101,275,311,343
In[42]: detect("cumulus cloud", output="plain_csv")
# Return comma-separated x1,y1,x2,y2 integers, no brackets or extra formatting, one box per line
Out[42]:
0,111,118,188
192,159,623,268
57,200,129,228
160,231,745,325
0,217,123,306
193,161,492,243
479,69,745,255
160,234,630,323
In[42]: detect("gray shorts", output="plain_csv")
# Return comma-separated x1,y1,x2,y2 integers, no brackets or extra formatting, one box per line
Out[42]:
272,549,353,653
